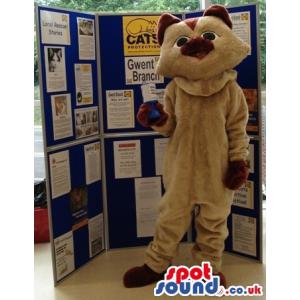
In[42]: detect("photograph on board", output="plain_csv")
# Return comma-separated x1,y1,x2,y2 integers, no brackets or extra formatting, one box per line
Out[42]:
47,47,63,72
78,18,94,36
70,186,88,230
75,106,99,138
77,17,95,60
51,94,73,140
44,46,67,92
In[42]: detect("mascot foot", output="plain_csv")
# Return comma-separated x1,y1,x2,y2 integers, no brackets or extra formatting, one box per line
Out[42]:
123,264,165,288
214,272,227,287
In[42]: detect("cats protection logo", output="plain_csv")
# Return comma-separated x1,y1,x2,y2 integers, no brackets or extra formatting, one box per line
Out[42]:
122,16,160,56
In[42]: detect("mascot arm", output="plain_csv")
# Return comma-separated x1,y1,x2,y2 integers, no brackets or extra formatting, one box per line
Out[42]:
137,81,176,137
151,90,176,137
224,85,250,190
226,84,250,162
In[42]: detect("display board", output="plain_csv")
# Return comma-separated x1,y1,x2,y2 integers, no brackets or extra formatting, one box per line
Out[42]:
48,141,104,279
36,6,105,284
37,6,100,147
36,3,262,285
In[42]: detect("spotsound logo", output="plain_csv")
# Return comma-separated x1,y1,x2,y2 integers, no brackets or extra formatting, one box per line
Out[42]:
123,16,160,56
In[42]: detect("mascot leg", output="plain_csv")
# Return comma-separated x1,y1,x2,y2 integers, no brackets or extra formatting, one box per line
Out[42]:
191,196,232,287
123,191,193,288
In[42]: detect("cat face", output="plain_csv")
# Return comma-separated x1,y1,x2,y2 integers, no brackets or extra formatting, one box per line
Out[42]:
156,5,250,80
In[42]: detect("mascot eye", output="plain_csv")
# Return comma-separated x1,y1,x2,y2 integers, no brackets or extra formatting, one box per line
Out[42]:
201,32,217,40
175,36,189,47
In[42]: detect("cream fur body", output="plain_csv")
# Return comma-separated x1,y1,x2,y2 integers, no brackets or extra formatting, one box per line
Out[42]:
144,12,250,273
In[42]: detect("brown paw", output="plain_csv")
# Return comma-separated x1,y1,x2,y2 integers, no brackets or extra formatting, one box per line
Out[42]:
136,102,168,127
224,160,249,190
123,264,165,288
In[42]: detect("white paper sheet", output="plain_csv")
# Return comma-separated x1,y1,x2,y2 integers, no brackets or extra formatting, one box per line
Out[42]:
88,214,104,257
45,46,67,92
106,90,135,129
135,177,162,237
74,106,99,139
233,180,254,209
141,83,157,102
74,64,93,105
232,213,257,256
156,88,165,106
84,142,101,184
40,10,70,45
154,138,169,175
51,93,73,140
77,17,95,60
230,11,251,54
54,231,75,281
113,140,141,179
49,150,71,199
125,56,164,85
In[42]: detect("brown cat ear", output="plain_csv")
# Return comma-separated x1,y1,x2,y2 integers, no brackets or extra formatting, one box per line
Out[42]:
157,13,181,45
203,5,232,29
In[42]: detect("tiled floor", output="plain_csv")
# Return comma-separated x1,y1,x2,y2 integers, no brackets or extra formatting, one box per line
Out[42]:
34,208,266,300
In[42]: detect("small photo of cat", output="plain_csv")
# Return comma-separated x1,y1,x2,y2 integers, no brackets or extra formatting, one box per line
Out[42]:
47,47,63,72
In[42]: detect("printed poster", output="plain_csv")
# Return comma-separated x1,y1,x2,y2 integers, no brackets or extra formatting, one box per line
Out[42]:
243,89,258,133
70,186,88,231
49,150,71,199
135,177,162,237
154,138,169,175
45,46,67,92
75,106,99,139
233,180,254,209
230,11,251,54
54,231,75,281
246,143,255,174
75,64,93,105
106,90,135,129
40,10,70,45
113,140,142,179
141,84,165,104
123,16,160,56
77,17,95,60
88,213,104,257
232,213,257,256
125,56,163,85
84,142,101,184
141,83,157,102
156,88,165,105
51,94,73,140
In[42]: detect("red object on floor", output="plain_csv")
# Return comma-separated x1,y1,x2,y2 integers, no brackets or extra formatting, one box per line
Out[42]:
34,207,50,243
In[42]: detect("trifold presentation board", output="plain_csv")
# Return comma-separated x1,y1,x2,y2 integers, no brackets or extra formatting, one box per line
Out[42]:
36,3,262,285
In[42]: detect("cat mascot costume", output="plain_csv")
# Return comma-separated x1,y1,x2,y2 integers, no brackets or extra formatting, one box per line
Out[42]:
124,4,250,288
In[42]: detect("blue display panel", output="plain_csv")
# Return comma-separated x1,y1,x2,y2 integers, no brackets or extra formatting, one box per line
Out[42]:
104,134,187,249
98,14,182,134
47,140,104,280
186,4,260,136
37,6,100,147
